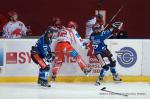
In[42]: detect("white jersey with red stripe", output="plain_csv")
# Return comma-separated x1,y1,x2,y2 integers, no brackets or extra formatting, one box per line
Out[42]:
2,21,27,38
51,28,71,52
55,28,84,48
67,28,85,48
55,29,71,43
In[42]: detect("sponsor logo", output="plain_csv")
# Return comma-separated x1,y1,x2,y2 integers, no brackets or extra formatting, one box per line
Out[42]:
6,52,31,64
116,47,137,68
6,52,17,64
89,55,99,63
0,48,4,66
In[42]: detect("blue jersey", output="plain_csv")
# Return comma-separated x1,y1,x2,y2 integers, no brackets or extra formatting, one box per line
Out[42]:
90,30,112,54
33,35,52,59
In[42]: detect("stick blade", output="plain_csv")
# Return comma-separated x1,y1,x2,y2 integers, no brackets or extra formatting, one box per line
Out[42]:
101,87,106,90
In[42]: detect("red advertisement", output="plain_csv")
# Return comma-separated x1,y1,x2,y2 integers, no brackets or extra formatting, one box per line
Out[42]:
6,52,17,64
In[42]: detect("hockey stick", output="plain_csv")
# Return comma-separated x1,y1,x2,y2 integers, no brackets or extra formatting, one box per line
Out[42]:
103,4,125,39
104,4,124,30
101,87,128,97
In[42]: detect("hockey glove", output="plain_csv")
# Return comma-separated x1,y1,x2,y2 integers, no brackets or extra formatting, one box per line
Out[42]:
46,56,55,62
111,22,123,30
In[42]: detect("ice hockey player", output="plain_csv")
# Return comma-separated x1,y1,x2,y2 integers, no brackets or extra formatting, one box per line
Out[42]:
2,11,28,38
31,27,55,87
67,21,87,49
48,17,65,39
90,22,123,85
51,21,92,81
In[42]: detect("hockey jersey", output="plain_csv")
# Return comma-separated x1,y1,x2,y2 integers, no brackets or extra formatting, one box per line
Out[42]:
55,28,85,48
45,26,62,39
90,30,112,54
32,35,52,59
3,21,27,38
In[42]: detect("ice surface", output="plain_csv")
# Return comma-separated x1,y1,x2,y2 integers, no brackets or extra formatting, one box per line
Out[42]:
0,82,149,99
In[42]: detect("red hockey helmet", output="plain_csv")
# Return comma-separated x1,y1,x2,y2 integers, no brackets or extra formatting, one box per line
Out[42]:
67,21,78,29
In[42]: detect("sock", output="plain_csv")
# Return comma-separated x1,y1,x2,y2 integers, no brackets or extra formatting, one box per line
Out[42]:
99,68,107,78
110,67,116,76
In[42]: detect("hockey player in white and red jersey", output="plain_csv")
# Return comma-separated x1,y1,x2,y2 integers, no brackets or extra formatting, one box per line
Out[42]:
51,21,92,81
67,21,86,49
2,11,28,39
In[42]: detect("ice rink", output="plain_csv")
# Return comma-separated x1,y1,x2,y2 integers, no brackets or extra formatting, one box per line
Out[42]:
0,82,149,99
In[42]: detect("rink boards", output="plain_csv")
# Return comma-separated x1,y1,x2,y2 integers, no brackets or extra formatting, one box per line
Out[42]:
0,39,150,82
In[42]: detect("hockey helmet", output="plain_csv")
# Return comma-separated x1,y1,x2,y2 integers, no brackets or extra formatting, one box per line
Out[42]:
92,23,104,33
67,21,78,29
45,26,58,35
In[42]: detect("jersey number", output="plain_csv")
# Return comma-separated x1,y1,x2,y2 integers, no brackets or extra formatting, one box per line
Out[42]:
58,31,67,37
92,44,98,49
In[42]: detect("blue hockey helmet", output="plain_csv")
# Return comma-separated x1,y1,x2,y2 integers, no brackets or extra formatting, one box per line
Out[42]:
92,23,104,33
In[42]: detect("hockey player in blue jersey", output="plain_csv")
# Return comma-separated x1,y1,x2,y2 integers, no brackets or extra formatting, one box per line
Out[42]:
31,27,56,87
90,22,123,85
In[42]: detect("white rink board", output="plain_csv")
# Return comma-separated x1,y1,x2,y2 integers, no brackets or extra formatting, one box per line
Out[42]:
0,39,150,77
142,40,150,76
0,39,38,77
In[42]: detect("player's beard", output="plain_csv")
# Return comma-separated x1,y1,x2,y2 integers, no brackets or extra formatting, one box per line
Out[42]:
10,17,17,22
12,19,17,22
11,15,18,22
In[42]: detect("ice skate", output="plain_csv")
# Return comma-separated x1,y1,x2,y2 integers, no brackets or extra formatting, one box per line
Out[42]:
51,75,56,81
40,83,51,87
113,73,122,81
95,77,103,86
38,78,51,87
83,67,92,76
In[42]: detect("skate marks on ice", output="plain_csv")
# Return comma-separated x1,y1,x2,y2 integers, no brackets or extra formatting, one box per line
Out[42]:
0,82,149,99
99,82,149,99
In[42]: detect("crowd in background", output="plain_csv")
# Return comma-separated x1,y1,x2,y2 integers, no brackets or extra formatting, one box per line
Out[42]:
0,11,128,39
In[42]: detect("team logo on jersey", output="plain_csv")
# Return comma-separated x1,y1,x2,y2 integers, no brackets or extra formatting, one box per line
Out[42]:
0,48,4,66
116,47,137,68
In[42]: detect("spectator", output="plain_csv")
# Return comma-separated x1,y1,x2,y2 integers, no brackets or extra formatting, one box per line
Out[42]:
0,13,7,36
85,17,96,39
51,17,64,29
110,29,128,39
85,12,104,39
2,11,28,38
117,29,128,39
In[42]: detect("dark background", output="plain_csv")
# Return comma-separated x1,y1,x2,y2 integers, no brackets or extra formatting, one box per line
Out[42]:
0,0,150,38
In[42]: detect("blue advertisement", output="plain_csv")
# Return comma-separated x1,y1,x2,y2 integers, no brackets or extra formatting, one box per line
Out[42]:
0,48,4,66
116,47,137,68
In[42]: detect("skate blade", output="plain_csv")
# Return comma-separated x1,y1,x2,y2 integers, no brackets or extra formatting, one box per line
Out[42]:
94,81,101,86
95,82,101,86
38,84,51,88
114,81,122,84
